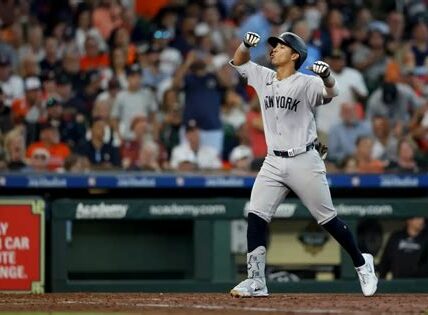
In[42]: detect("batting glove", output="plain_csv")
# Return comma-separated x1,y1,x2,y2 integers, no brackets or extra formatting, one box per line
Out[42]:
243,32,261,48
308,61,331,78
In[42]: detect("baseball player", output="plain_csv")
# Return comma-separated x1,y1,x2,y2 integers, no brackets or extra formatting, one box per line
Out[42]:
229,32,378,297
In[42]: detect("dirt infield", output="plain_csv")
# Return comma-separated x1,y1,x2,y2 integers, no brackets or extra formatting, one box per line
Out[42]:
0,293,427,314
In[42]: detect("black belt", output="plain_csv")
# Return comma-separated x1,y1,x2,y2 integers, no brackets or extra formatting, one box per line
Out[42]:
273,142,316,158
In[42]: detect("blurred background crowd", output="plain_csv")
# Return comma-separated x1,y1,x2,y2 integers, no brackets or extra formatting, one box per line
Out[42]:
0,0,427,174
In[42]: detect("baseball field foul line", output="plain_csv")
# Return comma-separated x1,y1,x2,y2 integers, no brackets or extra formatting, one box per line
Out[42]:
42,300,362,314
126,302,354,314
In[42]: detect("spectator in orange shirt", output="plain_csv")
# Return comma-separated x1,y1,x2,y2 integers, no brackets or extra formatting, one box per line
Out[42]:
354,136,387,173
23,147,50,173
80,35,109,72
26,122,71,171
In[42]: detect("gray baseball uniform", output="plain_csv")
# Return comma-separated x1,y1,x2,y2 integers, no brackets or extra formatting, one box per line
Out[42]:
230,61,337,224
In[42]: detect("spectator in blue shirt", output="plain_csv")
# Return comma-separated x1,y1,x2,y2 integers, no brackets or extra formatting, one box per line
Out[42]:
77,117,121,170
172,50,230,155
328,102,372,164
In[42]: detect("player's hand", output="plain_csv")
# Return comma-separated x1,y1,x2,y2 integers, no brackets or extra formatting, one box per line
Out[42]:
243,32,261,48
307,61,331,78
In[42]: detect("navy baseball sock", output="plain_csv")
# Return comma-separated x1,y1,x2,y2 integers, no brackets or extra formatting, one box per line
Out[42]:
247,213,268,252
322,216,365,267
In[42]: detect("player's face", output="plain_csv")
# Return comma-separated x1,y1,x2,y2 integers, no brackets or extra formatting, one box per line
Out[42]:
270,43,299,67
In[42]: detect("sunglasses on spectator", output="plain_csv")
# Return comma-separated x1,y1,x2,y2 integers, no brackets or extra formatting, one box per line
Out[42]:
153,30,171,39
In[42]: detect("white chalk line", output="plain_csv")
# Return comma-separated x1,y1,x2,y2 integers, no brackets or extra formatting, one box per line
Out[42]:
32,300,362,314
0,298,371,314
131,302,350,314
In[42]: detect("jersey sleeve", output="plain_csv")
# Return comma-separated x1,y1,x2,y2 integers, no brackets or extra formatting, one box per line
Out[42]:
305,76,324,107
229,60,273,88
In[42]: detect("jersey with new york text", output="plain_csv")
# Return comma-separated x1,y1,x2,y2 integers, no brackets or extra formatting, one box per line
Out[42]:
230,60,325,151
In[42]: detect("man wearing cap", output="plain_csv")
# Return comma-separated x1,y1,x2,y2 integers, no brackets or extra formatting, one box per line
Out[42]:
55,73,80,112
379,217,428,278
111,63,158,140
11,76,44,125
41,97,86,148
228,28,377,298
170,119,221,171
367,81,425,128
229,144,254,174
0,53,24,105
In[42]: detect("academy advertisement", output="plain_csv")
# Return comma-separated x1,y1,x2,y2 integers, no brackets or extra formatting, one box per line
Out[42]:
0,199,44,293
52,198,428,220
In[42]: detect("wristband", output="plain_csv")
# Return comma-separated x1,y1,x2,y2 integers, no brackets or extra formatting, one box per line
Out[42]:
239,42,250,52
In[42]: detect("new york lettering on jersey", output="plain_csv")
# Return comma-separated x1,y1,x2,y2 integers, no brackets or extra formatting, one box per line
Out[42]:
264,96,300,111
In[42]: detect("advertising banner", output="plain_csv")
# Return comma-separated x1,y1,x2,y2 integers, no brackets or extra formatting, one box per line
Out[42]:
0,199,44,293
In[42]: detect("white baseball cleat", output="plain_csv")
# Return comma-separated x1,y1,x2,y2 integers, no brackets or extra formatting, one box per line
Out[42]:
230,278,268,297
355,253,378,297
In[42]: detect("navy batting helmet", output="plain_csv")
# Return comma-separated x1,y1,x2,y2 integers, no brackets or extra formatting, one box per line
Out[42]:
268,32,307,70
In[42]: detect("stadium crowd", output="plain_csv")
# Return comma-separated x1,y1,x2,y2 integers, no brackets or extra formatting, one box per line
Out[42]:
0,0,427,174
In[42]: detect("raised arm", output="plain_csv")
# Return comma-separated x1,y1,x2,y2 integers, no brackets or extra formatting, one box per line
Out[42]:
232,32,261,66
307,61,339,103
172,51,197,89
